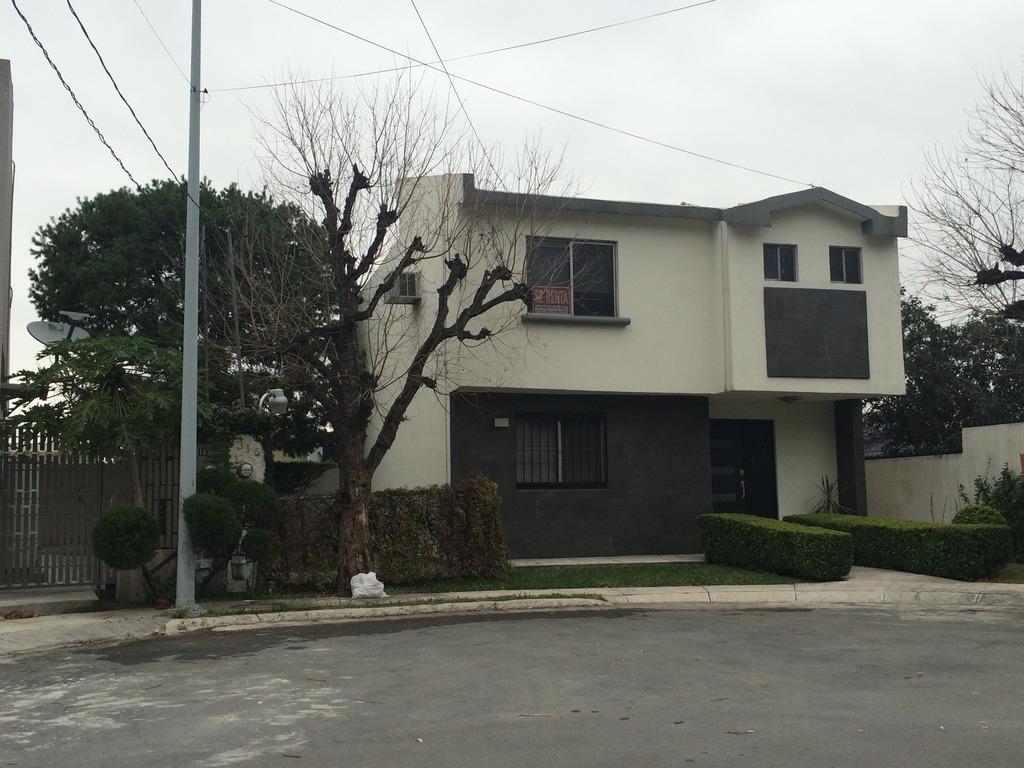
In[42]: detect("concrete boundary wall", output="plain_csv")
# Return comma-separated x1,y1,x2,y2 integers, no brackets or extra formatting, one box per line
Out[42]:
866,423,1024,523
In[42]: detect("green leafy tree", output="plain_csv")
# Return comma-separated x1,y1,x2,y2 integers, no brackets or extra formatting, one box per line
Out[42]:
866,294,1024,455
2,336,183,505
27,178,330,455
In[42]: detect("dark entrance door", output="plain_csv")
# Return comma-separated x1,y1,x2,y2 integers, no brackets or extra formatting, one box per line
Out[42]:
709,419,778,518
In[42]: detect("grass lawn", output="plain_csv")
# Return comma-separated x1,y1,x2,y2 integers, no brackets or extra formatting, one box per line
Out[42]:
385,562,795,594
990,562,1024,583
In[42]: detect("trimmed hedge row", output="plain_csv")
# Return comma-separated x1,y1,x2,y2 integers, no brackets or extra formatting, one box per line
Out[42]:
784,514,1011,581
371,475,511,584
266,475,511,589
698,513,852,581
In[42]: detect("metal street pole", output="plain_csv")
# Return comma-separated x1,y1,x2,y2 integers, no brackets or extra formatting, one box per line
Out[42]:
176,0,202,611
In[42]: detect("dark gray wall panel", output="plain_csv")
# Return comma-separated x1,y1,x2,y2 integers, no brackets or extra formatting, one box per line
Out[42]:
450,392,711,558
764,287,870,379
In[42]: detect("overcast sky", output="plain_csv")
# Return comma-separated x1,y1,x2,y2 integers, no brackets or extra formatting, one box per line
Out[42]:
4,0,1024,371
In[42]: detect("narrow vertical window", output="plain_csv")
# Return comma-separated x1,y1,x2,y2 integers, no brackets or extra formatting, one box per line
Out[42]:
829,246,862,284
763,244,797,282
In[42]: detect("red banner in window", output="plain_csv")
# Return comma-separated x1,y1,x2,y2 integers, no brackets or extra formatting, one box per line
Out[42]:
531,285,570,314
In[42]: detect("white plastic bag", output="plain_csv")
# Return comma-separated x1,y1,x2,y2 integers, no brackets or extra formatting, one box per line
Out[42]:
350,571,388,599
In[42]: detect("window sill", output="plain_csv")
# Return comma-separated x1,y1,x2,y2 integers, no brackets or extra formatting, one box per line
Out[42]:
522,313,631,327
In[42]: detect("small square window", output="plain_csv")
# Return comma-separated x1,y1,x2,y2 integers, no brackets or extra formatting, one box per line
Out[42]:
829,247,862,284
515,413,607,489
764,244,797,282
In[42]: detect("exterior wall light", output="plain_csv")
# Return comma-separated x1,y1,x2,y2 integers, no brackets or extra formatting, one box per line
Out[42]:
259,388,288,415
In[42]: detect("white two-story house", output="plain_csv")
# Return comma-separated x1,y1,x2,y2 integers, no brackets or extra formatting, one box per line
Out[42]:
368,175,906,558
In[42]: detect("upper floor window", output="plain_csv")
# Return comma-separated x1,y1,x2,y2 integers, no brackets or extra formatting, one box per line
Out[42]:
764,244,797,282
830,246,862,284
526,237,616,317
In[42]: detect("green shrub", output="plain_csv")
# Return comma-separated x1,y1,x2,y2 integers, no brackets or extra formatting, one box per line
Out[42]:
226,482,283,528
785,513,1011,580
967,466,1024,561
267,460,333,495
371,474,512,584
240,528,274,563
697,513,852,581
196,466,238,497
92,504,160,571
952,503,1007,526
183,493,242,561
262,475,512,590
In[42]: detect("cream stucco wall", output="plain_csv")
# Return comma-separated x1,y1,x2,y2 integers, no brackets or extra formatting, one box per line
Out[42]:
366,179,905,502
723,207,904,398
866,423,1024,523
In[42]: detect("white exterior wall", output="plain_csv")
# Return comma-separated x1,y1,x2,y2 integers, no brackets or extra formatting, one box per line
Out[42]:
509,215,725,395
724,207,904,397
866,423,1024,523
367,179,905,501
710,398,837,517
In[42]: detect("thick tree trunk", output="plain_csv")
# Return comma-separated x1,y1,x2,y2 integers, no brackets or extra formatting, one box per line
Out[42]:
336,465,374,595
125,448,144,508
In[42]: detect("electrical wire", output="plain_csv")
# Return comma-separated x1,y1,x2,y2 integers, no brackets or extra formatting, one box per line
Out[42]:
408,0,504,184
264,0,812,188
9,0,142,189
216,1,718,92
133,0,190,84
65,0,179,179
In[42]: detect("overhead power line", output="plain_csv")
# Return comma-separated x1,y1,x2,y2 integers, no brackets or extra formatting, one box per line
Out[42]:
10,0,142,188
132,0,190,84
65,0,179,179
263,0,812,188
408,0,504,184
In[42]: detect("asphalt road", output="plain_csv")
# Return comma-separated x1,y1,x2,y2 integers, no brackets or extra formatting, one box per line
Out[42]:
1,604,1022,767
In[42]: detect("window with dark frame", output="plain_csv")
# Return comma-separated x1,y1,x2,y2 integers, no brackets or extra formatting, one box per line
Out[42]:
829,246,862,284
526,237,616,317
763,244,797,282
515,413,607,489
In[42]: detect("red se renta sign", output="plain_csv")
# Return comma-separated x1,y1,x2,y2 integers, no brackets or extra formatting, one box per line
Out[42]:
531,285,570,314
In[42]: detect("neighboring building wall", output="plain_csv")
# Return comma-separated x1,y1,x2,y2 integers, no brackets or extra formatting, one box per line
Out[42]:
0,60,14,391
865,423,1024,523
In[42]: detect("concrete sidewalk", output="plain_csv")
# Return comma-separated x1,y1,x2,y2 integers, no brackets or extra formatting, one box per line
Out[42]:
3,566,1024,659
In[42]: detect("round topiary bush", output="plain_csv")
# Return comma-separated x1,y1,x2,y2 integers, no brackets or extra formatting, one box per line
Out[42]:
183,492,243,560
226,482,283,529
196,466,239,497
952,503,1008,526
240,528,274,563
92,504,160,571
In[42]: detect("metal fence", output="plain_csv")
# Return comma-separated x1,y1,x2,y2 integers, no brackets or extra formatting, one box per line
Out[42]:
0,430,179,589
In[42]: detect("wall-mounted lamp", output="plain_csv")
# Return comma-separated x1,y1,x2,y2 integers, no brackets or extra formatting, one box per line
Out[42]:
259,388,289,415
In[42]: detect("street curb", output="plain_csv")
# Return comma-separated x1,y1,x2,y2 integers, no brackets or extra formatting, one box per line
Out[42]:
164,597,611,634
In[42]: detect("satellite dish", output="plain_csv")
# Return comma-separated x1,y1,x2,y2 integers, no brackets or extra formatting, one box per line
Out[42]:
27,320,91,345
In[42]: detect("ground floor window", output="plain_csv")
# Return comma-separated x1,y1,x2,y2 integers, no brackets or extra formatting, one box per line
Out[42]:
515,413,607,488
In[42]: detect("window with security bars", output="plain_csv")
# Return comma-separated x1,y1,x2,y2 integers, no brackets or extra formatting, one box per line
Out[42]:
515,413,607,489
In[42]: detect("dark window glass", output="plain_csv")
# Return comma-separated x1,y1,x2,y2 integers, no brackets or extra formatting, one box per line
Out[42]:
764,244,797,282
829,246,862,284
516,413,607,489
527,238,616,316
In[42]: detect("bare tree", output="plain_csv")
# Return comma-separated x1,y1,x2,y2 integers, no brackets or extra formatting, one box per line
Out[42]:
239,72,572,594
911,68,1024,318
